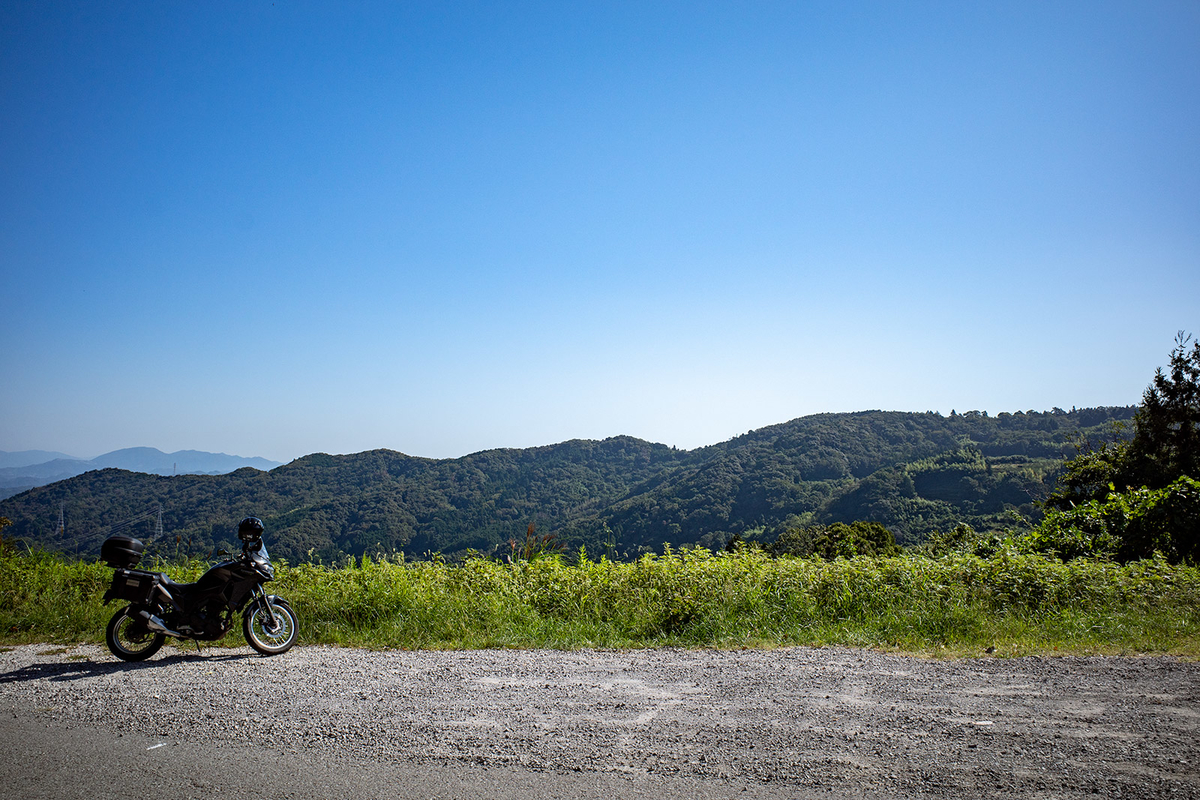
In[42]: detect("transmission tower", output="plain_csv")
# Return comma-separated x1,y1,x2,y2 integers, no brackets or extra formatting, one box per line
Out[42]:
57,502,65,537
155,505,164,540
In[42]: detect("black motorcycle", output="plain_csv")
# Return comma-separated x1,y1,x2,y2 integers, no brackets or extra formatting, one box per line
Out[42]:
100,517,298,661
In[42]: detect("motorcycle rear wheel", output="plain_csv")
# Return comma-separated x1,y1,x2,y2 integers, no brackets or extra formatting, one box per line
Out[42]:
105,607,166,662
243,600,298,655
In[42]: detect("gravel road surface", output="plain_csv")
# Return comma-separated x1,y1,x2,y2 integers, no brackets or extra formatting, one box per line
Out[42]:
1,643,1197,799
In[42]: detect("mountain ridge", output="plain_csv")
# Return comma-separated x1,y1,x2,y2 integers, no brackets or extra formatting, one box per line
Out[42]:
0,450,82,469
0,407,1136,562
0,447,283,500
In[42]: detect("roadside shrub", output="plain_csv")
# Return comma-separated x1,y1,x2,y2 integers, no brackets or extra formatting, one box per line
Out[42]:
1029,476,1200,563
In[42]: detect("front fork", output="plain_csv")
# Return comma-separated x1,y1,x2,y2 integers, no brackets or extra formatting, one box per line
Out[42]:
252,585,280,630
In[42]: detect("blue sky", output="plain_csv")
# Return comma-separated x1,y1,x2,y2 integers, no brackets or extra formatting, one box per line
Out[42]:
2,1,1197,464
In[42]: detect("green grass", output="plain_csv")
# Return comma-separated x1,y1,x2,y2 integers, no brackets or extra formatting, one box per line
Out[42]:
2,545,1198,656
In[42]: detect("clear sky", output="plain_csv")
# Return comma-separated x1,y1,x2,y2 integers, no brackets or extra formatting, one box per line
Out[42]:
2,2,1197,464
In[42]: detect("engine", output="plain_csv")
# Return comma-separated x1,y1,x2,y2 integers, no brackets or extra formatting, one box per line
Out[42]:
175,599,231,639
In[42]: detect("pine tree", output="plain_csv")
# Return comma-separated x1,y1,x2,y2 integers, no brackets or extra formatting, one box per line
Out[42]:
1124,332,1200,489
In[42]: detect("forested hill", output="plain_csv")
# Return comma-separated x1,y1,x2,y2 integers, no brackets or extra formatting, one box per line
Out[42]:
0,407,1135,563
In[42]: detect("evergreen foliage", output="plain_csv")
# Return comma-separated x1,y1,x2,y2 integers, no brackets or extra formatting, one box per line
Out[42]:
1049,333,1200,508
1037,334,1200,563
1125,333,1200,490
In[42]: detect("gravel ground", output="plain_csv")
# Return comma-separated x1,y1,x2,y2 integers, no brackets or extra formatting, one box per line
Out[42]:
1,642,1197,798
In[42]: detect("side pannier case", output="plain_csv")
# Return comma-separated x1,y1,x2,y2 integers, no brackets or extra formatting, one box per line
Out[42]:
104,568,158,604
101,535,144,568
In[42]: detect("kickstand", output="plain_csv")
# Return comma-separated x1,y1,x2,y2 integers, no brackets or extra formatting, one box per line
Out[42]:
194,639,203,655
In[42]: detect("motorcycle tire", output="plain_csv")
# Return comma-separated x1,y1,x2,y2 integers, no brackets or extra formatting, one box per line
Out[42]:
243,599,298,656
105,607,166,662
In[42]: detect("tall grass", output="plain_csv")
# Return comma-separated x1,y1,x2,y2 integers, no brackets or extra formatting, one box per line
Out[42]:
2,545,1198,655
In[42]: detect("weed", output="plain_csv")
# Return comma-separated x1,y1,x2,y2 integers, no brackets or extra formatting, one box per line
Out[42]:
1,547,1197,654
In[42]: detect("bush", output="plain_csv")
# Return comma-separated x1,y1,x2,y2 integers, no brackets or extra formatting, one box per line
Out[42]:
920,523,1017,558
768,521,899,559
1029,476,1200,563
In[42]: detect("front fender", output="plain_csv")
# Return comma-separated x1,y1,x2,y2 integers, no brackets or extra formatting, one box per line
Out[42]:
245,594,292,616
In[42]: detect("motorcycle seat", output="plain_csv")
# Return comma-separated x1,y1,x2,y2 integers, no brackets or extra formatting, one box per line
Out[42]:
158,575,197,599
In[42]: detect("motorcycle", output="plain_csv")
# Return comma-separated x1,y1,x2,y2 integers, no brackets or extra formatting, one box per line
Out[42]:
99,517,298,661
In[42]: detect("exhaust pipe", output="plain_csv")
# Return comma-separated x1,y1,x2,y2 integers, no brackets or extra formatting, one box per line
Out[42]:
137,610,183,638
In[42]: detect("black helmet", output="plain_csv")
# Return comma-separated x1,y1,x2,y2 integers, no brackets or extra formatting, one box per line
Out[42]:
237,516,264,542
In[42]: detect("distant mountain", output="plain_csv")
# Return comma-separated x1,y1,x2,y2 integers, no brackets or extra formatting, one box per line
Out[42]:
88,447,282,475
0,450,81,469
0,407,1136,563
0,458,92,484
0,448,283,500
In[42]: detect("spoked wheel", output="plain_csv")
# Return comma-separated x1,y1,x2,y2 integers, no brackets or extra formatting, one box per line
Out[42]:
243,600,298,655
105,607,165,662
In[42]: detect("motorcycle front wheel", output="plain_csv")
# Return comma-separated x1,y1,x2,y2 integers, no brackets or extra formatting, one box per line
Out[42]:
105,607,166,662
243,600,298,655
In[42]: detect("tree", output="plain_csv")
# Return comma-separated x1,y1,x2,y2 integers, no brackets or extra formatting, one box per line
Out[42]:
768,521,898,559
1124,332,1200,490
1040,333,1200,562
767,524,821,557
1043,435,1130,511
1047,332,1200,510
